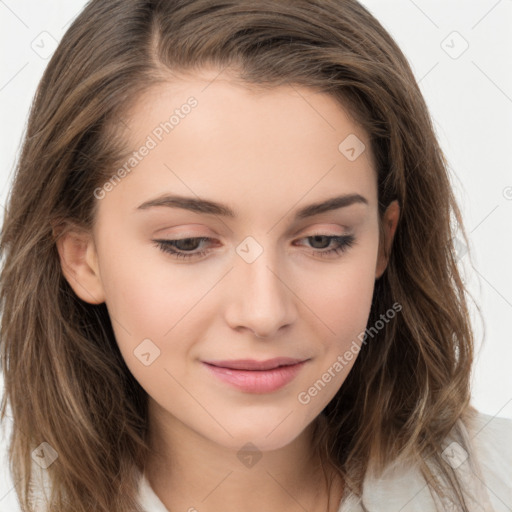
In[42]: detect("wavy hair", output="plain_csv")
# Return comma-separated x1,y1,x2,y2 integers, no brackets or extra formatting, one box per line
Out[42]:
0,0,480,510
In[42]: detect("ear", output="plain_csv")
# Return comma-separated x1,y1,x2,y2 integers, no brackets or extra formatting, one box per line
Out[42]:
55,226,106,304
375,200,400,279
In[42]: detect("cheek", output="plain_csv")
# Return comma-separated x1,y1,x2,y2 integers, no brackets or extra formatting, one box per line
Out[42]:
96,237,220,383
98,252,199,399
97,225,194,335
294,259,377,412
94,236,182,370
302,240,378,348
101,260,171,337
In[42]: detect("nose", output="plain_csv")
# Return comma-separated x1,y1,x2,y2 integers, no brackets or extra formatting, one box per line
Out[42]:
224,249,297,339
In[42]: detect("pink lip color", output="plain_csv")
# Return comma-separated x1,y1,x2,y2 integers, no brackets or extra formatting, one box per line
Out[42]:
202,359,307,393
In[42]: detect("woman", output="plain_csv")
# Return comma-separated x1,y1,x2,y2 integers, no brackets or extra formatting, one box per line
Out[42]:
1,1,510,511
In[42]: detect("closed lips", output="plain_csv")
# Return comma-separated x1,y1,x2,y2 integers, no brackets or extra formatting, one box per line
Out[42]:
203,358,306,371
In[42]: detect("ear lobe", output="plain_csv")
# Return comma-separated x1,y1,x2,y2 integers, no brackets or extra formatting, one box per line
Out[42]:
375,200,400,280
55,228,106,304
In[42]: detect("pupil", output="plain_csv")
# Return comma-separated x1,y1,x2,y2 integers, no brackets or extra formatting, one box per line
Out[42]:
177,238,199,250
310,235,329,249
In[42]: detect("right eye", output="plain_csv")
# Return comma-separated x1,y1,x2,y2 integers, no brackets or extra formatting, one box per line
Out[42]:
153,237,215,260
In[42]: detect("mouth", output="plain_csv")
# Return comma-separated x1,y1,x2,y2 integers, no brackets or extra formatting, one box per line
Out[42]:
203,357,307,371
202,357,309,393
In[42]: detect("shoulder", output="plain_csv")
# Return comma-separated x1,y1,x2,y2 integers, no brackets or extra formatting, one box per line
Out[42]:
465,410,512,511
340,409,512,512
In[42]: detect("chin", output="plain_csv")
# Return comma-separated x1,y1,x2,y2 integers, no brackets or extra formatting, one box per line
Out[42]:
206,414,313,453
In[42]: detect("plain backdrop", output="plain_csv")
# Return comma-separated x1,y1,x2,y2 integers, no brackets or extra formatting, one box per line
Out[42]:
0,0,511,509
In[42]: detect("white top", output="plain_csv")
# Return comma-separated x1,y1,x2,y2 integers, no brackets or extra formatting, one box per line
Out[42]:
137,411,512,512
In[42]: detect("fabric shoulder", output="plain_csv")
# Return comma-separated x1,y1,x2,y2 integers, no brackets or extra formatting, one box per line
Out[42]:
465,410,512,511
348,409,512,512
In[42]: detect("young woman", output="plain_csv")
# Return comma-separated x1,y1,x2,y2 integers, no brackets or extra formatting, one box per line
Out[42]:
1,1,510,511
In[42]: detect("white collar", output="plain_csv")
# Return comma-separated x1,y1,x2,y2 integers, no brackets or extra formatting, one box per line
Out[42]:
137,411,510,512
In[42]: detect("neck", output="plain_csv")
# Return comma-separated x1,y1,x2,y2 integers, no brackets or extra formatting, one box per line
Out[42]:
144,400,343,512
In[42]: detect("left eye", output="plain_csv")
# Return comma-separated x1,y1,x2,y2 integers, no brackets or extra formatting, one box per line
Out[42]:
153,234,356,261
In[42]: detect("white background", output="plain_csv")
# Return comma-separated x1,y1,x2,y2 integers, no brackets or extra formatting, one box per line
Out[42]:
0,0,511,509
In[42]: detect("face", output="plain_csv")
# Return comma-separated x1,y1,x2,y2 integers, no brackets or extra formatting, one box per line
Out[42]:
59,68,398,453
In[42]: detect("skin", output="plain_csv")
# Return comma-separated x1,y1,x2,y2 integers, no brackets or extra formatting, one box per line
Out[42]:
57,68,399,512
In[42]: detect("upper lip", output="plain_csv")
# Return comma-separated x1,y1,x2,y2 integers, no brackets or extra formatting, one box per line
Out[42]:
203,357,307,371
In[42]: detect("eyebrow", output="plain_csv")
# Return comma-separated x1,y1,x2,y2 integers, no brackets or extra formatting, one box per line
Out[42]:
136,193,368,220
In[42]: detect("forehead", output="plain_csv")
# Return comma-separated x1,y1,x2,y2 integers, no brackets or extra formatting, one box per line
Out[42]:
98,69,377,225
121,67,373,161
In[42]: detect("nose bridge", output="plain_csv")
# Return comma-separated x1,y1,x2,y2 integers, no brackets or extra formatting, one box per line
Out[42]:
225,238,296,337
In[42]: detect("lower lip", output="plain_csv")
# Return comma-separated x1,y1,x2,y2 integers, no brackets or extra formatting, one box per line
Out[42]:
202,361,306,393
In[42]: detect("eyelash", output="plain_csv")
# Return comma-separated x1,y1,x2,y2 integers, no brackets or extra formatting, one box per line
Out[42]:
153,234,356,261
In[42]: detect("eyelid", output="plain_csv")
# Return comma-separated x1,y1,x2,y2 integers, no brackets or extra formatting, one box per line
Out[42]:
154,224,353,245
153,232,356,262
168,222,347,235
153,225,217,237
288,222,351,238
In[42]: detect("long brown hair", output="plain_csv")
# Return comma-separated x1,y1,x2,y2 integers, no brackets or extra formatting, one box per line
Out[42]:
0,1,480,510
